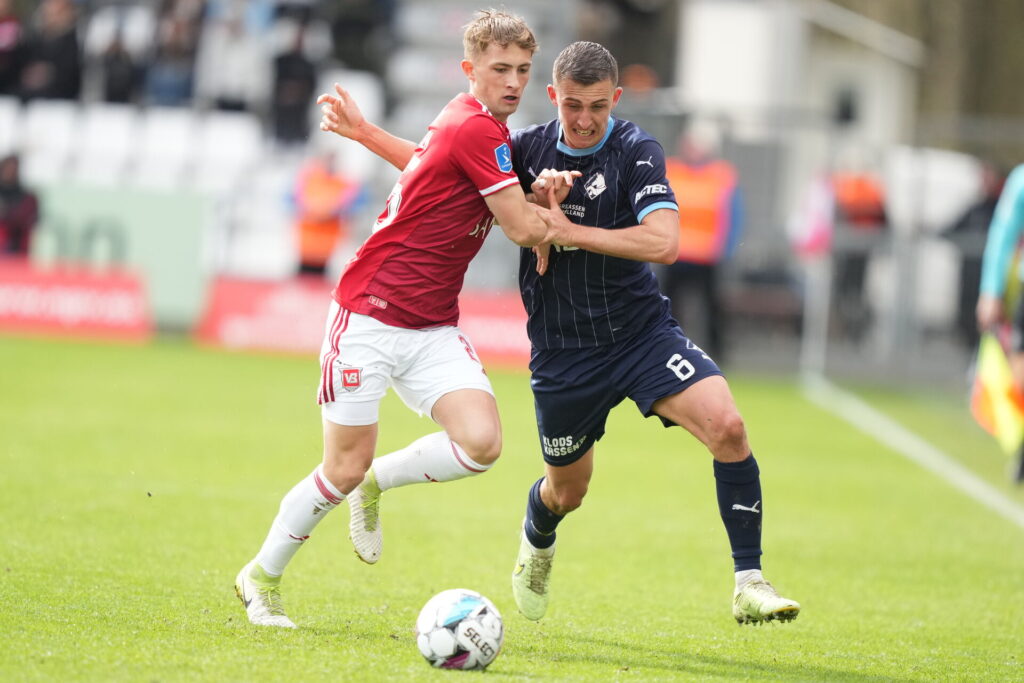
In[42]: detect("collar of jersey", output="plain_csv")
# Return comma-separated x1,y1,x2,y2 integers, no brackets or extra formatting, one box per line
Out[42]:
557,117,616,156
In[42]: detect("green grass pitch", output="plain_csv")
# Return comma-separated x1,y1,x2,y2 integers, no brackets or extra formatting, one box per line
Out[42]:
2,335,1022,681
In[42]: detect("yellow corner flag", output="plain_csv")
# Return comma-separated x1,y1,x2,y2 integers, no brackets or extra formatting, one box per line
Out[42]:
971,332,1024,455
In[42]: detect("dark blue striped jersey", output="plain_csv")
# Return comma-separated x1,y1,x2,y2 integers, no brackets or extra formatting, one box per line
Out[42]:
511,117,678,350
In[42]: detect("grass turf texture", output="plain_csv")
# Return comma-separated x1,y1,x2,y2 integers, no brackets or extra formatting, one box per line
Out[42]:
1,335,1022,682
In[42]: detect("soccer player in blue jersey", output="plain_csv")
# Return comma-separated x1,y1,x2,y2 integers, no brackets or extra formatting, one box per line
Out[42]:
325,40,799,625
506,41,798,625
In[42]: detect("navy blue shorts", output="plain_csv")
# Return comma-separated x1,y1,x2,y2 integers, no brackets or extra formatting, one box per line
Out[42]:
529,316,723,466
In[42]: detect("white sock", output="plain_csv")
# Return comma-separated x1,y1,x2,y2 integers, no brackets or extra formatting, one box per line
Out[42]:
735,568,764,588
254,464,344,576
373,431,492,491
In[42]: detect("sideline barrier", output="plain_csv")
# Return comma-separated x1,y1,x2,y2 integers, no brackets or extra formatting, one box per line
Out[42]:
195,276,531,367
0,259,152,341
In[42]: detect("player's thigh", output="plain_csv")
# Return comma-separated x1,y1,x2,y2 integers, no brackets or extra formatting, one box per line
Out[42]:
530,349,620,467
318,303,396,427
390,325,495,422
617,319,722,424
652,375,750,460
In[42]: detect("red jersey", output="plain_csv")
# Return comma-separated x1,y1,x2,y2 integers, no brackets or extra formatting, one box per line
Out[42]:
332,93,520,328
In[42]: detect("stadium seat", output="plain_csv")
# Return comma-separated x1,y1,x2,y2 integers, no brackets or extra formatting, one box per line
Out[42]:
72,103,141,187
0,96,21,156
192,110,264,195
20,100,79,185
213,154,301,279
133,107,199,190
84,4,157,59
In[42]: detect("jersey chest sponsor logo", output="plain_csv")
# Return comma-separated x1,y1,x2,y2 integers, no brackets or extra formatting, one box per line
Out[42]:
341,367,362,391
584,172,606,199
635,183,669,203
494,143,513,173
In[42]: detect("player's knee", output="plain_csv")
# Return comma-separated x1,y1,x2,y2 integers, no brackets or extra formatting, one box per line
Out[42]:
707,409,747,452
320,458,369,494
548,482,587,515
453,428,502,467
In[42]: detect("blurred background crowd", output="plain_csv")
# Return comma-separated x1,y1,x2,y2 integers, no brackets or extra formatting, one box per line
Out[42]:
2,0,1024,392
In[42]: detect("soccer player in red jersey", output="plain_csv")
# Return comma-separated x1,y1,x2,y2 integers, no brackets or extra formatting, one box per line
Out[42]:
235,10,571,628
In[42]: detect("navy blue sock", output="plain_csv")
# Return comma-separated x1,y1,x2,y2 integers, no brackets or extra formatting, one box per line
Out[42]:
524,477,563,549
713,454,763,571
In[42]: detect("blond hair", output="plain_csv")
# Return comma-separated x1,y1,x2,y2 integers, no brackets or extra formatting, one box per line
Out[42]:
462,8,537,60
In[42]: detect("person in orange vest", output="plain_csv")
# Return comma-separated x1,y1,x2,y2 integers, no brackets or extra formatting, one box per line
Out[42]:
661,122,742,363
293,151,364,277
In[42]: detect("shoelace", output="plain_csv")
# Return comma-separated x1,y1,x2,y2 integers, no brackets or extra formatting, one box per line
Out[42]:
258,585,286,616
359,493,379,531
528,556,552,594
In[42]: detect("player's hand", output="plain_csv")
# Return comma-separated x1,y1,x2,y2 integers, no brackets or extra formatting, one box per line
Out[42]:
531,169,582,207
533,243,551,275
537,184,575,253
317,83,366,140
976,294,1004,332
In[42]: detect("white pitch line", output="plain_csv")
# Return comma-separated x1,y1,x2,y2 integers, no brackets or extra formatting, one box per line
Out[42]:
802,373,1024,531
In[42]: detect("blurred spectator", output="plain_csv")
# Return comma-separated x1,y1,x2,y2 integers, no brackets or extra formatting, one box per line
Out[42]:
0,153,39,257
661,121,743,362
293,151,363,277
100,32,141,103
146,4,201,107
272,22,317,144
830,167,886,341
194,0,272,112
327,0,395,77
947,163,1005,349
0,0,24,95
18,0,81,101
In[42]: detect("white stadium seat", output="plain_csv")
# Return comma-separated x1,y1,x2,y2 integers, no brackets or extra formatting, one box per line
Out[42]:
192,110,264,195
72,103,141,187
0,96,21,156
133,107,199,190
20,100,79,185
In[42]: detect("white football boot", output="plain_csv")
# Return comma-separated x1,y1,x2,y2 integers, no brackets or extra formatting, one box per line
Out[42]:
348,469,383,564
234,561,297,628
732,577,800,625
511,527,555,620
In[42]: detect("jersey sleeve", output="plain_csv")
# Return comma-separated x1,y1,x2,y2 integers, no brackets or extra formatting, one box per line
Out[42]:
981,164,1024,297
510,129,534,193
451,115,521,197
626,139,678,222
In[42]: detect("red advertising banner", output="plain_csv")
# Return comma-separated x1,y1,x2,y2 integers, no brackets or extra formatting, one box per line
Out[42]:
0,260,152,341
195,276,531,367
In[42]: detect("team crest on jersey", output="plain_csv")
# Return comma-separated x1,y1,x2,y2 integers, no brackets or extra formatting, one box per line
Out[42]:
341,367,362,391
584,172,606,199
494,143,513,173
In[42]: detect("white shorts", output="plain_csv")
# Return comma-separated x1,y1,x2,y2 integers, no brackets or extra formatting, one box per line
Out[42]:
317,301,494,426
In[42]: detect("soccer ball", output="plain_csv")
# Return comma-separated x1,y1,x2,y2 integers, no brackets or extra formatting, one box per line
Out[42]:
415,588,504,670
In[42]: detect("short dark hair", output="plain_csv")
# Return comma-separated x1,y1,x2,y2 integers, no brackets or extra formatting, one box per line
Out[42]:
552,41,618,87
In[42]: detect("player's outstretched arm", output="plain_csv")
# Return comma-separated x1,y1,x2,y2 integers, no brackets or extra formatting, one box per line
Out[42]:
317,83,417,171
539,201,679,264
484,184,549,247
